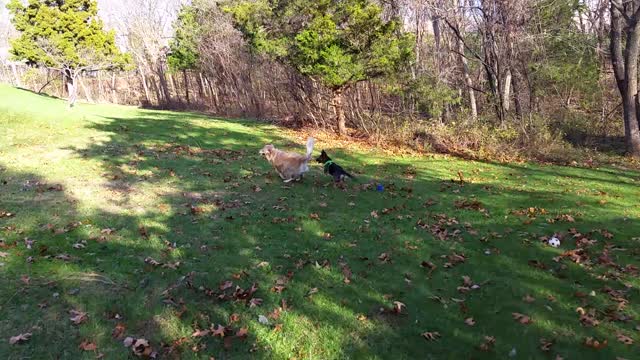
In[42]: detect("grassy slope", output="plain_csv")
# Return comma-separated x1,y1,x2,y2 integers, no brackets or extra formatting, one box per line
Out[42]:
0,85,639,359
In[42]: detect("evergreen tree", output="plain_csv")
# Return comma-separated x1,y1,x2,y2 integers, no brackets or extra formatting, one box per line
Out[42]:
226,0,413,135
168,4,201,104
7,0,130,107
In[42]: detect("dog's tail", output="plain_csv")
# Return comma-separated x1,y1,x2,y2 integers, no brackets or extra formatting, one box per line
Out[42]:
305,137,315,159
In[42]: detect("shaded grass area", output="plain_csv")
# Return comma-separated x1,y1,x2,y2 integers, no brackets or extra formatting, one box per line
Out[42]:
1,85,640,359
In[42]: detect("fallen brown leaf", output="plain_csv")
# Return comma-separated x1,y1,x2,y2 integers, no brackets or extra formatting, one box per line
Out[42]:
236,327,248,338
616,333,634,345
229,313,240,323
512,312,532,324
9,333,31,344
144,257,161,266
393,301,406,314
219,280,233,291
378,252,391,263
268,307,281,320
249,298,263,307
212,324,226,338
79,341,97,351
132,338,154,357
420,261,436,269
112,323,126,339
540,338,554,351
578,308,599,327
138,226,149,239
421,331,441,341
69,309,88,325
478,336,496,351
341,263,352,284
191,329,210,338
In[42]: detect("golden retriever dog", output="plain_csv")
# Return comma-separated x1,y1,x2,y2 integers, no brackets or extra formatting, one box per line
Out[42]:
259,137,315,182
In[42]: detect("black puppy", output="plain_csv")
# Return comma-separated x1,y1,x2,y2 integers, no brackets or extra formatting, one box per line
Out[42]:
316,150,354,182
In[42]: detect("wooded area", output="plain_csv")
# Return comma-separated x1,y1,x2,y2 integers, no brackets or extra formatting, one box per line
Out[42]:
2,0,639,160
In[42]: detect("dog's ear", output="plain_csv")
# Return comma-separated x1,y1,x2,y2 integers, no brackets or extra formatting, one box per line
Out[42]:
321,150,327,155
259,144,274,155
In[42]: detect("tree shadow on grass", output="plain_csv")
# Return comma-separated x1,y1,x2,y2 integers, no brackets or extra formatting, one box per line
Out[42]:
14,86,65,101
476,158,639,188
1,110,639,359
561,128,627,156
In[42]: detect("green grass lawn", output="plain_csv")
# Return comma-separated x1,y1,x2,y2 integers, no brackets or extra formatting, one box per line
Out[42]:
1,85,639,359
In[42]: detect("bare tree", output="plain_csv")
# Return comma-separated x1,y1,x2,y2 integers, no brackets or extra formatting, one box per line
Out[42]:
108,0,185,105
610,0,640,156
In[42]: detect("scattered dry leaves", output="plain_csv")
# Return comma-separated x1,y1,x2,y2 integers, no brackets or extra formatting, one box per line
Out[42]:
584,337,608,349
422,331,441,341
512,312,532,324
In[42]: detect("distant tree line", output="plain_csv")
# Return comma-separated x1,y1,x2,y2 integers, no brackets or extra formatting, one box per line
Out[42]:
4,0,640,159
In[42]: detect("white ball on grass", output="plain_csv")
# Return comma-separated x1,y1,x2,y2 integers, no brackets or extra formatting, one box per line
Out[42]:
548,237,561,248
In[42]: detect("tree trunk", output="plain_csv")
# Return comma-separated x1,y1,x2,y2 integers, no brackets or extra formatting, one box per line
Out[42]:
333,88,347,136
97,71,104,101
139,68,151,104
150,76,162,105
67,72,78,108
61,71,66,97
168,72,180,104
456,25,477,121
502,70,512,113
183,70,191,104
11,63,21,87
111,73,118,104
79,76,93,103
610,1,640,157
206,76,218,110
511,70,523,120
623,22,640,157
433,11,442,75
157,64,171,105
198,72,206,101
